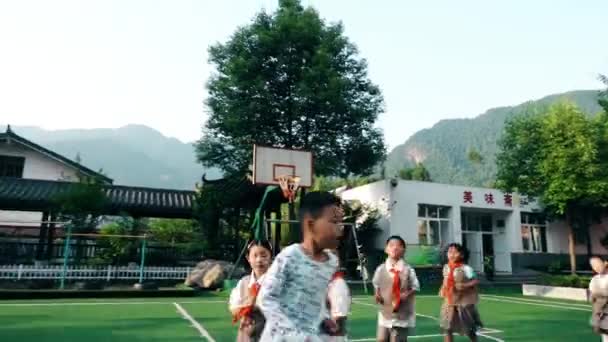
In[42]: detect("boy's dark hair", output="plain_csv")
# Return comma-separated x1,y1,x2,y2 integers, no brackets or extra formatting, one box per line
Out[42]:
386,235,406,248
447,243,469,263
298,191,342,222
247,239,273,254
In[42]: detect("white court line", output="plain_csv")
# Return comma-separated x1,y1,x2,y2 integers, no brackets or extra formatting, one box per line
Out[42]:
482,294,591,308
352,295,437,299
477,332,504,342
174,302,216,342
352,332,503,342
0,299,227,307
351,300,504,341
351,333,445,341
481,296,591,312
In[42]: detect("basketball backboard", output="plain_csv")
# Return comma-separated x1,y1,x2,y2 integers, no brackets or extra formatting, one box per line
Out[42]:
252,145,313,187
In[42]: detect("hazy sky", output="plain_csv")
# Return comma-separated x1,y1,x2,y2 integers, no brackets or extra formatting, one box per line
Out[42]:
0,0,606,148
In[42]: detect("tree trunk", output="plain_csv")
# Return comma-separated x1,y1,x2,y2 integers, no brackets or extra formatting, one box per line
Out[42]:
566,210,577,274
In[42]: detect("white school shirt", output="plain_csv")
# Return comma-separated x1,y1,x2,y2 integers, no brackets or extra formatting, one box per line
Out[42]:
328,277,351,317
229,272,267,311
322,277,351,342
258,244,338,341
372,259,420,329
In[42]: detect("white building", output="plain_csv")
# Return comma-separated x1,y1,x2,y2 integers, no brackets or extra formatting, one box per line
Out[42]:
340,179,608,274
0,125,112,231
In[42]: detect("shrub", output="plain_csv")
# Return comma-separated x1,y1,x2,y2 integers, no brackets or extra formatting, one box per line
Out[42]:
539,274,592,288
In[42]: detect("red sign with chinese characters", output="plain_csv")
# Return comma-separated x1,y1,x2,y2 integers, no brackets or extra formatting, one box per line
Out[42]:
484,193,495,204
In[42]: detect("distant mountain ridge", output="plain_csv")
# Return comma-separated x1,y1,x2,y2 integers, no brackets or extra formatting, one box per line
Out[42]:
4,90,603,190
385,90,604,187
3,124,219,190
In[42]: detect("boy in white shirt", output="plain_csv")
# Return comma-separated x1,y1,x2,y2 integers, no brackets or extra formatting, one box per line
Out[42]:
258,192,343,341
372,235,420,342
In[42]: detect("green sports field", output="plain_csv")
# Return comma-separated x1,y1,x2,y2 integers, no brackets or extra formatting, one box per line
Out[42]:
0,289,595,342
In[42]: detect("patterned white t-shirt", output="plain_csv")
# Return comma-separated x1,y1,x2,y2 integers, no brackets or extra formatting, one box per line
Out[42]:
258,244,338,341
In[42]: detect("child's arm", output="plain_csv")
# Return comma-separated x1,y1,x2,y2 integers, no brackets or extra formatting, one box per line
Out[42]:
457,279,480,289
228,279,245,316
372,266,383,304
456,265,479,290
257,250,298,332
401,267,420,300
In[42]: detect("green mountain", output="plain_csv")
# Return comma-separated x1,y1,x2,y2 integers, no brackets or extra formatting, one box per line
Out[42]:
6,124,219,190
385,90,604,187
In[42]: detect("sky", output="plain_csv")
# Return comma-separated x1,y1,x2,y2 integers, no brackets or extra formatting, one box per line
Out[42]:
0,0,607,148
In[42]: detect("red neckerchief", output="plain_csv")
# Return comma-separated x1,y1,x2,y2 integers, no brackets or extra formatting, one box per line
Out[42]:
389,267,401,311
232,282,261,324
331,271,345,282
441,261,463,305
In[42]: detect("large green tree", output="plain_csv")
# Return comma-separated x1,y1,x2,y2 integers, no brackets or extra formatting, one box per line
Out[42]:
599,74,608,113
197,0,386,178
496,101,608,273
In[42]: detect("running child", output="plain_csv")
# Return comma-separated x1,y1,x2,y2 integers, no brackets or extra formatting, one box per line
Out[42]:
589,256,608,342
372,235,420,342
439,243,483,342
229,240,273,342
258,191,343,341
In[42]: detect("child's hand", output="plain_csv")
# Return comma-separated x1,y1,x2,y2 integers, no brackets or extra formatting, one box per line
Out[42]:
400,290,413,301
374,292,384,304
321,318,338,335
239,316,254,334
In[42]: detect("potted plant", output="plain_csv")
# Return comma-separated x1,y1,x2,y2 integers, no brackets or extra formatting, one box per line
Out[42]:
484,256,495,281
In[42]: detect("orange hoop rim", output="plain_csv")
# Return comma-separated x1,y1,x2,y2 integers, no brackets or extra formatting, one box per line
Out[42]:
277,175,301,203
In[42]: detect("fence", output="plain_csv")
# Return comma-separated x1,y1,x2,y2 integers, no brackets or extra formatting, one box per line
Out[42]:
0,240,197,265
0,264,191,281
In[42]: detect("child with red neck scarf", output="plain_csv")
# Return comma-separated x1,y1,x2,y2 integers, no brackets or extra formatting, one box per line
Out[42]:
372,235,420,342
229,240,273,342
439,243,482,342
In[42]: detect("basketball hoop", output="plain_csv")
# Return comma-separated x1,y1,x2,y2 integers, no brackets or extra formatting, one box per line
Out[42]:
277,175,301,203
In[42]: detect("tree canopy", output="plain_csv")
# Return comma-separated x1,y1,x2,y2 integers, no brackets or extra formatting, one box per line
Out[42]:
496,101,608,272
196,0,385,178
398,163,432,181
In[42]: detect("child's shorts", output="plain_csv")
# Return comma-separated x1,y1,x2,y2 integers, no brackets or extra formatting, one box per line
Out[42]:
376,326,410,342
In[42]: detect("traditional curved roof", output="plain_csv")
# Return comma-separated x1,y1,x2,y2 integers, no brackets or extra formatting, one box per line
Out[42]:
0,177,195,218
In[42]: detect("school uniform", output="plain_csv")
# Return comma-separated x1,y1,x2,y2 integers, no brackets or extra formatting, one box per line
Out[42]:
372,259,420,342
439,264,482,336
589,273,608,341
229,272,267,342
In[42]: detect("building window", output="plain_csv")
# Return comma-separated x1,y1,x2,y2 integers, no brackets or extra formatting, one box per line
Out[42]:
521,213,547,252
461,212,494,232
0,155,25,178
418,204,450,245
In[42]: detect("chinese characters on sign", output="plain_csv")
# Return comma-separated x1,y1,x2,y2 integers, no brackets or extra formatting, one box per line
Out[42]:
463,191,473,203
504,193,513,207
463,190,515,207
